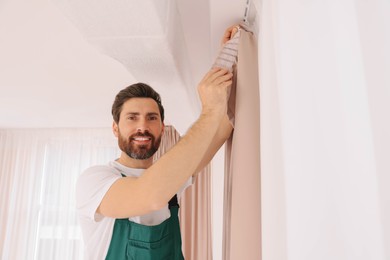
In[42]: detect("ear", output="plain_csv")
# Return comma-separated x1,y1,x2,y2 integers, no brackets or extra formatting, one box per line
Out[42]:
112,121,119,137
161,122,165,135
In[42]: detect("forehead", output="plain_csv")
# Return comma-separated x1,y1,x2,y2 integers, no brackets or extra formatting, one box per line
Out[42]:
121,98,160,115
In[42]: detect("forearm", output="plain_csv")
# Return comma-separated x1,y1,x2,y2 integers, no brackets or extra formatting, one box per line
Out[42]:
194,114,233,175
139,110,225,209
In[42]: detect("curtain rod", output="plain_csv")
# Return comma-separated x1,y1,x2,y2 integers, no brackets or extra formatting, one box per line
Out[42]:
243,0,256,25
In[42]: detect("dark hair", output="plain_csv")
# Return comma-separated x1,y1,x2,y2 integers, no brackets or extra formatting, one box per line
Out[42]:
111,83,164,123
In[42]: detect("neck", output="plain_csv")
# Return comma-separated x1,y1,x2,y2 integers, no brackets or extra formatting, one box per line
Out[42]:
117,152,153,169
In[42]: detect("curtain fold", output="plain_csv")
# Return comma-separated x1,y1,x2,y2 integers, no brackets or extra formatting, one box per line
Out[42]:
154,125,212,260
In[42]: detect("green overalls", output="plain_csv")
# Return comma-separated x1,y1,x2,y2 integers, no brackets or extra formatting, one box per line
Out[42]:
105,174,184,260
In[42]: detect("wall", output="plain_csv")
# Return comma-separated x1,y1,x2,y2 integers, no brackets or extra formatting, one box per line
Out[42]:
260,1,390,259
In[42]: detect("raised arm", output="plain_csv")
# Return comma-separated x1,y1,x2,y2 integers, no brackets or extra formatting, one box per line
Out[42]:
97,68,233,218
193,24,240,174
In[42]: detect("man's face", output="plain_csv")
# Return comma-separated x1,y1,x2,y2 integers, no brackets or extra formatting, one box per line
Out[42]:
113,98,164,160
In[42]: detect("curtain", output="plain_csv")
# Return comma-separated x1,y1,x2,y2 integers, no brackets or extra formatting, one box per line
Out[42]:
0,128,119,259
259,0,390,259
221,27,261,260
154,126,212,260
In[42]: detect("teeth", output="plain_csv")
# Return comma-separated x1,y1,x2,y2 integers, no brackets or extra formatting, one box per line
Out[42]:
134,137,150,141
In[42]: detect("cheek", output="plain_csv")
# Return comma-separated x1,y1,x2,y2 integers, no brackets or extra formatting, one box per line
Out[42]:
122,130,133,139
117,126,132,139
119,122,136,134
154,125,164,136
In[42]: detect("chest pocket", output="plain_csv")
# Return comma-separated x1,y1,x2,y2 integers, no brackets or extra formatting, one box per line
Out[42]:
106,194,184,260
126,218,175,260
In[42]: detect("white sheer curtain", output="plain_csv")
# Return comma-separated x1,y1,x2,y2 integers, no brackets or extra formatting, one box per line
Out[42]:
0,128,119,259
259,0,390,259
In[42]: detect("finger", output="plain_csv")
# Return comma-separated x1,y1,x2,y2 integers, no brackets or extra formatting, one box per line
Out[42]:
212,72,233,86
231,27,238,38
217,79,233,95
221,79,233,89
200,67,222,83
206,71,232,89
206,68,230,84
221,24,240,45
203,67,226,82
221,26,234,45
221,33,231,45
221,33,234,45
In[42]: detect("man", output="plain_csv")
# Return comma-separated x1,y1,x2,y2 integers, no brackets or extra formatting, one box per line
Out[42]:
77,26,238,260
76,70,233,259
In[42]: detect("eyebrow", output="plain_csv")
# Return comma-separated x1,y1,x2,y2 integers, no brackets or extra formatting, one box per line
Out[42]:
124,112,160,117
147,112,160,117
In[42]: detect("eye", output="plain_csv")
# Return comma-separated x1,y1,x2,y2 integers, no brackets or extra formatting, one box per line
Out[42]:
127,116,136,120
148,116,158,121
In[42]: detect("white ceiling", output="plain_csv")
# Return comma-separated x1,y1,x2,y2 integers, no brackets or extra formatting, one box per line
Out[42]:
0,0,246,134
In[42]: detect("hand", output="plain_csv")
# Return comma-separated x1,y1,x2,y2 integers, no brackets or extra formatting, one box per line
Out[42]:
198,68,233,115
221,24,240,46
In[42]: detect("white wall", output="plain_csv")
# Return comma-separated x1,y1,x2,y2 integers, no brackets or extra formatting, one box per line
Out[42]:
260,0,390,259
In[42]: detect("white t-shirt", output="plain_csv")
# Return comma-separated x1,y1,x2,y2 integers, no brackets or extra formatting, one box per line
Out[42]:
76,160,192,260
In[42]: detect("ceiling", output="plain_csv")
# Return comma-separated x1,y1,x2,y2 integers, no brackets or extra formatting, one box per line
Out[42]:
0,0,247,134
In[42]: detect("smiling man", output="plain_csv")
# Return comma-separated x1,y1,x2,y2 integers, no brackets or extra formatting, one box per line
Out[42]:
76,65,233,259
76,24,240,260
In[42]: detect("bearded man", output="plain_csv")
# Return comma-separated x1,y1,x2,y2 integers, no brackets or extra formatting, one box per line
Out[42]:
76,65,232,260
76,25,239,260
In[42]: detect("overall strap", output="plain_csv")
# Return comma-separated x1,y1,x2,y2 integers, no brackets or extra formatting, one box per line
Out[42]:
168,194,179,209
120,173,179,209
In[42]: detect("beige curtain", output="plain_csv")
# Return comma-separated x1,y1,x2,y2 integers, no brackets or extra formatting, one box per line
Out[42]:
222,27,262,260
153,125,212,260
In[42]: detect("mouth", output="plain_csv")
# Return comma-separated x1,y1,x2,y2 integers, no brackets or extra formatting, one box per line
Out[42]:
131,136,152,144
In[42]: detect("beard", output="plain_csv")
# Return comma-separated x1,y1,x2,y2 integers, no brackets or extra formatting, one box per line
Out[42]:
118,130,162,160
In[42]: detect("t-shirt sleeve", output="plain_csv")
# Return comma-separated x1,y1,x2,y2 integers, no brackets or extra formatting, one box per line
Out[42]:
177,176,194,200
76,165,121,222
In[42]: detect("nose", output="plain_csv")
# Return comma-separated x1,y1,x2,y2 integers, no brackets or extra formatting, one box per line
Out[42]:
136,118,150,133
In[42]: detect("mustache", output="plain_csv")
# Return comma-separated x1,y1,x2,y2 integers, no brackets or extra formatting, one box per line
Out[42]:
130,132,154,140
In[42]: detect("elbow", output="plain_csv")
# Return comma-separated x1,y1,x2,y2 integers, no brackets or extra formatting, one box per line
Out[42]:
149,198,168,212
148,192,174,212
220,116,234,141
219,123,233,144
224,124,233,140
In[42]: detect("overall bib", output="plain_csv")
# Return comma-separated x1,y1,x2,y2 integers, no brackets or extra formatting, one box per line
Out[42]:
106,174,184,260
